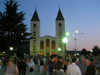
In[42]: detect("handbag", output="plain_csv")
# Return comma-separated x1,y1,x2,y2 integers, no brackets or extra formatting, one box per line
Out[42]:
30,67,34,72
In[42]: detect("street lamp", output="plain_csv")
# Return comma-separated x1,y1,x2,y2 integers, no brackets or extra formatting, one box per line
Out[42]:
58,48,61,56
66,31,83,55
10,47,13,56
73,30,83,55
58,48,61,51
62,37,68,59
62,38,68,43
3,51,5,54
90,50,93,52
10,47,13,51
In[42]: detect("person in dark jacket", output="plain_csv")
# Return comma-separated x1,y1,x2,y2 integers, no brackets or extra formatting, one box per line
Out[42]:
17,59,22,75
85,59,95,75
22,59,27,75
49,54,57,75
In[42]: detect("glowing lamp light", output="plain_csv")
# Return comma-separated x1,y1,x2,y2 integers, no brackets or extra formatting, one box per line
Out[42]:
3,51,5,53
77,53,79,55
66,32,70,36
75,30,78,33
90,50,93,52
10,47,13,51
58,48,61,51
63,38,68,43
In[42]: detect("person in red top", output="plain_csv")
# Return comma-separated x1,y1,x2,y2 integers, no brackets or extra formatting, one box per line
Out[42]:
44,64,47,75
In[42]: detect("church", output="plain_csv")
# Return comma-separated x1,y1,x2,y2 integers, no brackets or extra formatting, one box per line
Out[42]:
30,8,66,57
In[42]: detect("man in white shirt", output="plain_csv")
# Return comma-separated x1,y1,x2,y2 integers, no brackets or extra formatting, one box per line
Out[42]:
67,58,82,75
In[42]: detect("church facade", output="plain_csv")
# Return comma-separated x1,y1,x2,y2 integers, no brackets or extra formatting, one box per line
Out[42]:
30,8,66,57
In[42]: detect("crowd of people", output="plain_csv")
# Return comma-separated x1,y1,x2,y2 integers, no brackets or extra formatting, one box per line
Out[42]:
0,54,100,75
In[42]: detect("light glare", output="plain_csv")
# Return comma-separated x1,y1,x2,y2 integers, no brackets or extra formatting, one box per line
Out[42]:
63,38,68,43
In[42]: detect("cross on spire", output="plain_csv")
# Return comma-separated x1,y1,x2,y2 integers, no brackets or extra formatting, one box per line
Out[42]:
59,5,60,9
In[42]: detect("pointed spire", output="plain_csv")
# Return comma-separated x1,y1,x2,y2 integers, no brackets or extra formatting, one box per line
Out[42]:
31,7,40,21
0,12,2,19
56,8,64,20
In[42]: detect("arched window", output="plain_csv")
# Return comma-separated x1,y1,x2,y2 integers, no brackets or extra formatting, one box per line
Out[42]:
33,24,36,32
52,40,55,49
46,39,49,47
40,41,44,49
59,23,62,31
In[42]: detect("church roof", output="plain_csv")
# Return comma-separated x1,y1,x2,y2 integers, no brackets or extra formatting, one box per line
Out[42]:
56,8,64,20
40,35,55,38
31,9,40,21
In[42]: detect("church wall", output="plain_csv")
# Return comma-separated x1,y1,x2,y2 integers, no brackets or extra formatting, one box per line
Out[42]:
39,36,56,56
56,20,65,57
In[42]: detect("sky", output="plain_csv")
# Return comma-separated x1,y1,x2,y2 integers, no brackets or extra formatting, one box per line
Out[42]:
0,0,100,51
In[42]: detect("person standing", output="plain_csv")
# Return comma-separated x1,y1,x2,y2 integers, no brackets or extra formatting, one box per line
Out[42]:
64,60,71,72
22,58,27,75
44,63,47,75
17,59,22,75
6,59,19,75
40,61,44,75
67,58,82,75
85,59,95,75
77,55,87,75
49,54,57,75
58,56,63,63
0,58,2,75
27,59,35,75
38,58,40,72
52,61,65,75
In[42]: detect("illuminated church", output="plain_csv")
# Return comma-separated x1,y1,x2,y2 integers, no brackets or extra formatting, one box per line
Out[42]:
30,8,66,57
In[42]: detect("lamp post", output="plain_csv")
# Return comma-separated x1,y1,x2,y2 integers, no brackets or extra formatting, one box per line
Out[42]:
73,30,83,55
73,31,78,55
66,31,83,55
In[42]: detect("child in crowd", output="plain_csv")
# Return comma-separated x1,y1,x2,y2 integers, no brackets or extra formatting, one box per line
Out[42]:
44,63,47,75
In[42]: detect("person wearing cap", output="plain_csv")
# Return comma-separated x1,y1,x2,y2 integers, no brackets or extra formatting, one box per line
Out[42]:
77,55,87,75
6,59,19,75
85,59,95,75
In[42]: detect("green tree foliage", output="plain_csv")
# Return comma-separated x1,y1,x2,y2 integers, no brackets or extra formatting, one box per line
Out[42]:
80,48,87,55
92,45,100,56
0,0,31,55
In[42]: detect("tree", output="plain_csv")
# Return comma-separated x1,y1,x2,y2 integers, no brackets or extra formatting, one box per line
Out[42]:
0,0,31,56
80,48,87,55
92,45,100,56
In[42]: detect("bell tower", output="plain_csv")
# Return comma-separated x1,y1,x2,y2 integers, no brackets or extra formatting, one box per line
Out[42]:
30,8,40,55
56,8,65,57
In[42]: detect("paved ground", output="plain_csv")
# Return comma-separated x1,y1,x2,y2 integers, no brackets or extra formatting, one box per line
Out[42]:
1,65,49,75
